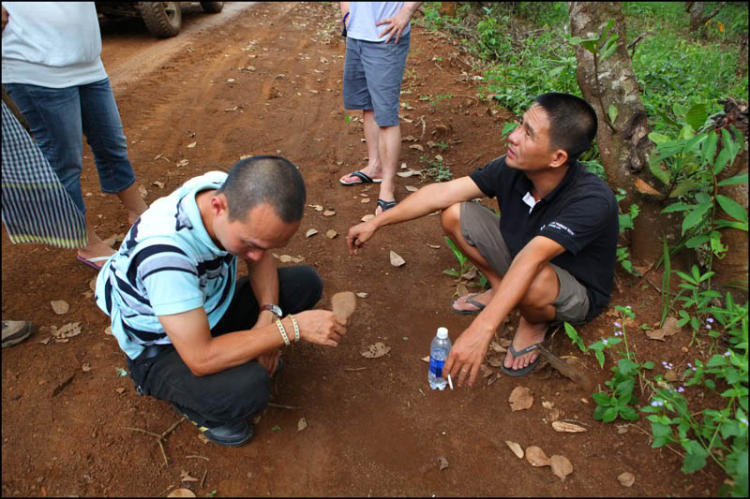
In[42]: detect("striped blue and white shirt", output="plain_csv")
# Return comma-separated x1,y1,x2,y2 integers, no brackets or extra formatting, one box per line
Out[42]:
95,171,236,360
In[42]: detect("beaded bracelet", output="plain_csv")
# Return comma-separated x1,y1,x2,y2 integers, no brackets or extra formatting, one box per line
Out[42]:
289,314,300,343
276,319,290,346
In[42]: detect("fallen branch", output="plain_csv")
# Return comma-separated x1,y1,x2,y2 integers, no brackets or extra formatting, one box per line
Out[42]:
124,416,185,467
268,402,300,410
343,367,368,372
186,455,210,461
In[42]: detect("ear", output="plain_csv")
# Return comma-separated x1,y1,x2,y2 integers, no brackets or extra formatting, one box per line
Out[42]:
210,193,229,216
549,148,569,168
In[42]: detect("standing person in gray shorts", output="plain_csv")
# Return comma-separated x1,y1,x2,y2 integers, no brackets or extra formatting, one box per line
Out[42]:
346,94,619,383
338,2,422,215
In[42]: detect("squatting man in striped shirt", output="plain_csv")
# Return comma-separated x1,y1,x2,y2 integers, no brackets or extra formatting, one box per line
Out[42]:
95,156,347,446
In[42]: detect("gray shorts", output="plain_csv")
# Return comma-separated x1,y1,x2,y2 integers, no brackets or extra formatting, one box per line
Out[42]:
460,202,590,324
342,35,410,127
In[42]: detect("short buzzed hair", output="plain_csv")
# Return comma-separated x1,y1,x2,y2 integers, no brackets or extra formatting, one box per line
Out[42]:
534,93,598,163
216,155,306,223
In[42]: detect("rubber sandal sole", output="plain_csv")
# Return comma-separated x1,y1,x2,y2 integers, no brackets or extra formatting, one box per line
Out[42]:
340,171,383,186
450,292,487,315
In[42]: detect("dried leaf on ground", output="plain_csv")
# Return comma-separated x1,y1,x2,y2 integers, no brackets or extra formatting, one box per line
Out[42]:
426,243,440,249
421,356,430,363
405,185,418,192
51,300,70,315
525,446,550,467
409,144,424,152
356,292,368,298
297,417,308,432
461,267,478,280
180,470,198,482
489,340,507,353
551,421,586,433
152,180,165,189
361,342,390,359
455,283,469,297
542,401,554,409
360,197,370,203
186,141,197,148
361,214,375,222
390,251,406,267
176,159,189,167
82,363,91,372
646,316,682,341
479,364,494,378
396,169,421,178
486,356,503,368
104,326,113,336
504,441,524,459
138,185,148,198
279,255,304,263
438,456,449,470
51,322,82,339
618,472,635,487
308,204,324,211
326,230,338,239
547,408,561,422
168,488,196,498
323,209,336,217
509,386,534,412
550,455,573,480
305,229,318,238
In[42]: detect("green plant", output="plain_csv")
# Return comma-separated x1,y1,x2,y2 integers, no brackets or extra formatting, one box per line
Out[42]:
641,292,748,496
443,236,469,279
674,265,723,345
614,188,641,276
419,155,452,182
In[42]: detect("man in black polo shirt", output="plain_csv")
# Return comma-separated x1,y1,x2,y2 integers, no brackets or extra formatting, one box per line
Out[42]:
346,93,618,385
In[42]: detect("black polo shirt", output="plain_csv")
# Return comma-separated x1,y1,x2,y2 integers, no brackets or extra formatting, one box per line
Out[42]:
469,156,618,321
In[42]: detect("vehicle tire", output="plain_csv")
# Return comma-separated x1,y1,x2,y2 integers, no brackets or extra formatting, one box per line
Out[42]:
138,2,182,38
200,2,224,13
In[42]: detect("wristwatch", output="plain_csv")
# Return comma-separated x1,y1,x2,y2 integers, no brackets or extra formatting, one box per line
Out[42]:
260,304,283,318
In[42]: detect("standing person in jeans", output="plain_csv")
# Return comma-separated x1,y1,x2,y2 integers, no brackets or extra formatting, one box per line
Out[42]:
96,156,348,447
2,2,148,270
338,2,422,215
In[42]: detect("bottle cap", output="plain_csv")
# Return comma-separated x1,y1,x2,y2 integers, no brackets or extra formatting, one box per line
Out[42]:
436,327,448,339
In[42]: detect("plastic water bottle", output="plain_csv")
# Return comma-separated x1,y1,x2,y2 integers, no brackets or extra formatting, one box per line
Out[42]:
428,327,451,390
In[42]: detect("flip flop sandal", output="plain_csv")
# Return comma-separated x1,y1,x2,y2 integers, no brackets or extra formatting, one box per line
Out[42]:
77,255,111,271
501,330,552,377
376,199,397,212
450,292,487,315
340,171,383,186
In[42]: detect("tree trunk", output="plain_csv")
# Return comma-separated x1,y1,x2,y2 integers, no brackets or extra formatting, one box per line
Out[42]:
569,2,673,264
738,34,748,78
712,98,749,294
687,1,726,37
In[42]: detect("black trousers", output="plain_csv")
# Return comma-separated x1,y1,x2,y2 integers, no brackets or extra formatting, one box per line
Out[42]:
126,265,323,427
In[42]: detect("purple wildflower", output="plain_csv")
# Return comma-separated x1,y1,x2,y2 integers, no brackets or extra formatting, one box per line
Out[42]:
614,321,622,328
706,318,714,323
602,339,608,345
677,386,685,393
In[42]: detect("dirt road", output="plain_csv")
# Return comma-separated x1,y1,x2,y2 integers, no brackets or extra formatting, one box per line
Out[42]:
1,2,722,496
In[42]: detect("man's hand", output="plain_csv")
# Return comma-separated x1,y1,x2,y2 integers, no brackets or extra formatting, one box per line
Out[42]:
443,321,494,387
346,220,377,255
294,310,347,347
257,348,281,376
375,8,413,44
2,7,9,31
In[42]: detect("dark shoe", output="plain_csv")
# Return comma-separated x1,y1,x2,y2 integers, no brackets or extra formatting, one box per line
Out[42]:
2,320,34,348
173,404,253,447
376,198,397,213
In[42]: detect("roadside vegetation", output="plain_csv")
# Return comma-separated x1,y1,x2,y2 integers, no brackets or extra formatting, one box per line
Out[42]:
417,2,748,496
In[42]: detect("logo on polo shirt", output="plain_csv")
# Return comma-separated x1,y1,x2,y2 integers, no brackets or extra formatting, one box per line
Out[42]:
542,221,575,236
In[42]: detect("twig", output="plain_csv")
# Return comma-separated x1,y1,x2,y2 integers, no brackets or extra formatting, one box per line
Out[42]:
562,419,591,427
200,469,208,488
125,427,161,438
157,440,168,467
186,455,210,461
343,367,368,372
160,417,185,439
627,31,653,57
268,402,300,410
123,417,185,467
419,115,427,141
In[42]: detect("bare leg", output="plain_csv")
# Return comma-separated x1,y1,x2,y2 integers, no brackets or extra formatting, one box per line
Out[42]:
77,217,116,266
374,123,400,215
340,110,382,183
504,267,558,371
115,183,148,225
440,203,501,309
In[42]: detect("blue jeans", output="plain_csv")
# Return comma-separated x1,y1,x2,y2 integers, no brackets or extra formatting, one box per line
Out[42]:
5,78,136,214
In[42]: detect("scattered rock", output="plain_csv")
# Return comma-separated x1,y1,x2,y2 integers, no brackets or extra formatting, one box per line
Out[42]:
509,386,534,412
50,300,70,315
390,251,406,267
618,472,635,487
438,456,449,470
504,441,524,459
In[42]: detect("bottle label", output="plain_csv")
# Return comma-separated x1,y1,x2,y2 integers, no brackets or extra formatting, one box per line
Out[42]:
429,357,445,378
